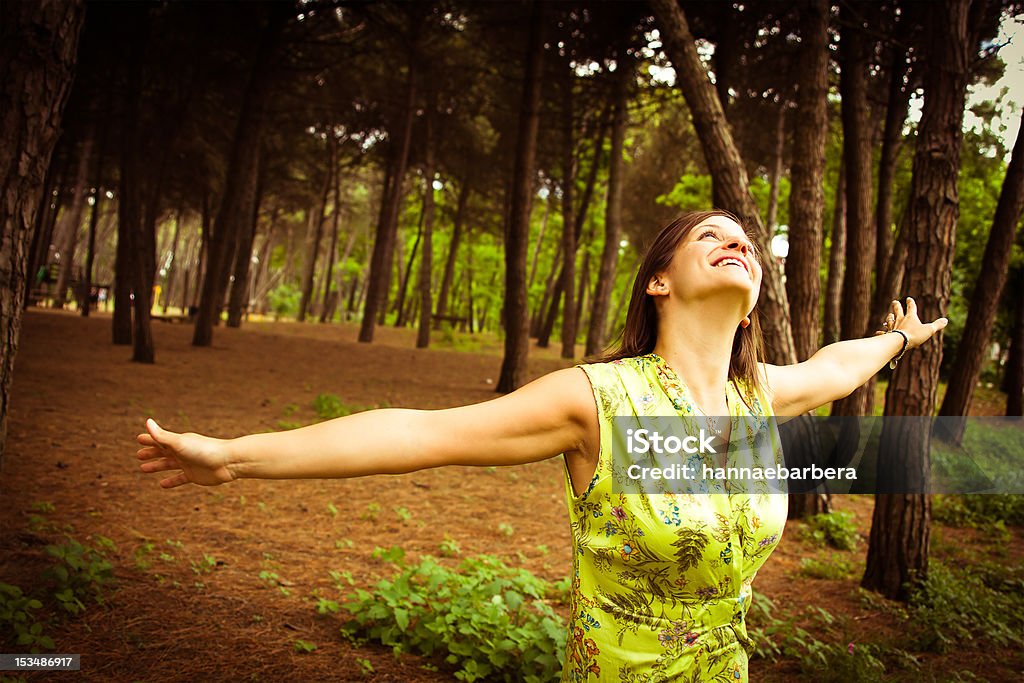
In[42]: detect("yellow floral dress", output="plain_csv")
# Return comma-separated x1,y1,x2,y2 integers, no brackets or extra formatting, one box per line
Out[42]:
562,354,787,682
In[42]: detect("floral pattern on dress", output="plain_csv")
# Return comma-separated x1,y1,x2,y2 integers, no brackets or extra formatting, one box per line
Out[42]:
562,355,787,682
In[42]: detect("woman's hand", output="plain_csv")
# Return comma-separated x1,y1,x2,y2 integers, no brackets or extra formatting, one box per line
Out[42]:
882,297,948,348
136,419,236,488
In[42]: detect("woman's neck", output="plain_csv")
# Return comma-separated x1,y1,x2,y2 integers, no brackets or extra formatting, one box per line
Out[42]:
652,303,739,414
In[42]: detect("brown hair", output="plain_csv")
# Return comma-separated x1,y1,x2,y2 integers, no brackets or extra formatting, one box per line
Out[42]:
594,210,767,399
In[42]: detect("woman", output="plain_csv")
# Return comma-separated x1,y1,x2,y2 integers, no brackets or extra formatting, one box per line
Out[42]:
137,210,946,681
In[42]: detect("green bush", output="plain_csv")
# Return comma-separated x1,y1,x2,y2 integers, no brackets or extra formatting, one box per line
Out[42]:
329,551,566,682
906,561,1024,654
43,537,116,615
0,583,52,651
267,283,301,320
932,494,1024,527
801,511,860,551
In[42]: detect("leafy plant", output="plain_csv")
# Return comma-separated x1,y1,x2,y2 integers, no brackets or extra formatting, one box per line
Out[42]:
42,537,116,615
293,639,317,653
0,583,52,651
336,554,565,682
801,511,860,551
797,554,855,580
906,561,1024,653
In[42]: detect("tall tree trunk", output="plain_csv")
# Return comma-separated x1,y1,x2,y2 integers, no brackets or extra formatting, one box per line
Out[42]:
118,5,156,364
496,0,545,393
53,134,94,308
1005,267,1024,416
0,0,84,469
299,143,333,322
831,8,876,417
765,105,785,232
359,57,416,342
785,0,828,362
937,113,1024,441
650,0,796,365
783,0,831,519
559,81,578,359
538,106,606,349
395,209,423,328
228,156,265,327
575,245,591,343
162,211,182,314
26,143,64,308
874,51,912,311
585,63,629,357
435,180,469,326
191,191,210,309
319,149,343,324
823,161,846,345
862,0,971,601
82,129,105,318
193,3,287,346
417,107,436,349
528,191,551,290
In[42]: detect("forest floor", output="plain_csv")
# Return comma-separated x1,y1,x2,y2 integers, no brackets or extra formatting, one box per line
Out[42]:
1,309,1020,682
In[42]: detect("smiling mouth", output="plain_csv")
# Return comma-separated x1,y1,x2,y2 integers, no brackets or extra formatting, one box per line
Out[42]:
713,257,748,272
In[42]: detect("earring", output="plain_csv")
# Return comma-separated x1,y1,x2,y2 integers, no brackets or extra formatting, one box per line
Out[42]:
740,317,750,329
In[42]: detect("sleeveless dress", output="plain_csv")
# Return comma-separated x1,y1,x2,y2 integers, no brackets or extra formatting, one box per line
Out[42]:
562,354,787,682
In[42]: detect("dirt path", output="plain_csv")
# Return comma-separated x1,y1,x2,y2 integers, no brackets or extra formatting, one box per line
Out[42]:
1,310,1019,681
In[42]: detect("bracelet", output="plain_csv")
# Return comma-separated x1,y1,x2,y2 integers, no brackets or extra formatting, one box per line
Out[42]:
888,330,909,370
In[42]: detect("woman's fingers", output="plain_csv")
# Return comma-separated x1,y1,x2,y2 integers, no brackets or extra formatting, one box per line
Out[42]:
140,456,179,473
160,472,190,489
136,446,165,460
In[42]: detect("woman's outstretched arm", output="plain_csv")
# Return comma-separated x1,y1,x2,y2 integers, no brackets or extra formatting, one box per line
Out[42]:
763,297,948,416
136,367,597,488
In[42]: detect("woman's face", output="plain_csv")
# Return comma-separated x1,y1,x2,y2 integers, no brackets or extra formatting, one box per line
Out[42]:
655,215,763,316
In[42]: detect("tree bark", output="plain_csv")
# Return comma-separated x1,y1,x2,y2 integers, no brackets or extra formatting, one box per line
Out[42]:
765,105,785,233
874,50,912,313
52,134,93,308
559,81,578,359
823,161,846,345
1005,267,1024,416
81,129,105,318
937,112,1024,441
784,0,829,363
782,0,831,518
118,5,155,364
650,0,796,365
319,146,343,324
0,0,84,469
585,63,629,357
359,57,416,342
26,143,64,308
831,7,876,417
193,3,287,346
862,0,971,601
228,156,265,327
496,0,545,393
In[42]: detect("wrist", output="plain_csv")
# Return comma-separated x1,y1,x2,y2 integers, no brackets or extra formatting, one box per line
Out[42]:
887,329,909,369
223,437,247,480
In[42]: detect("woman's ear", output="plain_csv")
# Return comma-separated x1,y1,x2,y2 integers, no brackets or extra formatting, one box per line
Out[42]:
646,274,668,297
